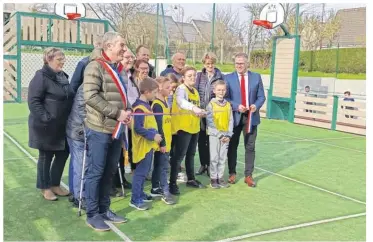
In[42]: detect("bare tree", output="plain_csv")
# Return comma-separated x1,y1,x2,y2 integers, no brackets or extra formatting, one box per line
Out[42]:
285,7,340,50
29,3,54,13
203,5,245,47
91,3,156,49
321,9,341,47
244,3,266,55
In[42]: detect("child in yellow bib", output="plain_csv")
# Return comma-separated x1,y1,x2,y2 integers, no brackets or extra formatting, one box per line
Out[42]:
169,67,206,195
150,76,176,205
206,80,233,189
130,78,163,211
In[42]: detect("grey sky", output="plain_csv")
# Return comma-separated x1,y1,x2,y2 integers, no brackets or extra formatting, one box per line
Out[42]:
163,3,366,23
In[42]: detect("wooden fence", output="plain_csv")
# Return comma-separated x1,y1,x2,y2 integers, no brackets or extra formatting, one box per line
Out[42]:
294,93,365,135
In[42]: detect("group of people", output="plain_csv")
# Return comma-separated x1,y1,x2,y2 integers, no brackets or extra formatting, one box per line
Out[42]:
27,31,266,232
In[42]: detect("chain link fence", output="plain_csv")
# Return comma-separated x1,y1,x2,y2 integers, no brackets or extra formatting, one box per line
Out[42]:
20,50,87,101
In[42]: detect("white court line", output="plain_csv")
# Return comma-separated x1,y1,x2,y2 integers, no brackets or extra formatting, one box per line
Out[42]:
257,136,360,144
4,157,38,161
260,130,365,154
3,131,132,242
216,212,366,242
252,165,366,205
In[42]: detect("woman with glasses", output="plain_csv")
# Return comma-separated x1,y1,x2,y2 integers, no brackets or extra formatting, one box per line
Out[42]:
28,47,74,201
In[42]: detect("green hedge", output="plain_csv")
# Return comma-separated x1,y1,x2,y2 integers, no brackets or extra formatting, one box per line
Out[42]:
250,48,366,74
300,48,366,74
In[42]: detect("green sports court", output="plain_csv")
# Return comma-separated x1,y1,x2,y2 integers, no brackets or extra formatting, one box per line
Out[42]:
3,103,366,241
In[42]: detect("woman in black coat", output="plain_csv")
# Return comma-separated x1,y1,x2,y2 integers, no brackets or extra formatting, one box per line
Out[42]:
28,47,74,201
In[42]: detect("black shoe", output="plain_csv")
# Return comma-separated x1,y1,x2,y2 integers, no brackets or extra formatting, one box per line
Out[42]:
72,198,87,210
169,183,180,195
68,194,75,203
206,166,210,177
129,201,149,211
186,179,205,188
195,166,206,175
142,193,153,202
101,210,128,224
218,179,230,188
86,214,111,231
122,180,132,189
150,187,163,197
210,179,220,189
162,194,177,205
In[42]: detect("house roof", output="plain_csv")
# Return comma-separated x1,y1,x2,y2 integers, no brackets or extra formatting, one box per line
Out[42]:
334,7,366,46
139,13,186,42
175,22,201,42
191,19,212,42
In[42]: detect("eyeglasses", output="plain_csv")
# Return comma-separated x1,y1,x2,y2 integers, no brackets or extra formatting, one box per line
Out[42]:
56,57,66,62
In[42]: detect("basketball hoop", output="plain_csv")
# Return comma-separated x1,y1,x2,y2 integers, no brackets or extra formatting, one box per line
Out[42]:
55,3,86,20
66,13,81,20
253,20,273,29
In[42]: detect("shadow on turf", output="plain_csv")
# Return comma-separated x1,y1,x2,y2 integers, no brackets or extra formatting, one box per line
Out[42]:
253,142,322,185
4,158,119,241
114,205,194,240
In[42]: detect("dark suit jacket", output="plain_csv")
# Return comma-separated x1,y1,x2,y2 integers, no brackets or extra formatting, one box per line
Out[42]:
224,71,266,127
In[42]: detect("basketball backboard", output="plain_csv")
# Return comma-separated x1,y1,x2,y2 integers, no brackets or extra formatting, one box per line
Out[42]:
259,3,285,28
54,3,86,20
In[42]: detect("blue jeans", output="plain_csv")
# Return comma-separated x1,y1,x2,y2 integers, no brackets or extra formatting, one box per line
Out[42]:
84,128,123,218
152,151,170,195
68,155,74,194
67,137,86,199
131,150,153,205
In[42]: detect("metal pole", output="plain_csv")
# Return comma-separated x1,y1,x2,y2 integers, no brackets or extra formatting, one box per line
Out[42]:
155,4,159,75
210,3,216,51
161,3,170,64
335,43,340,78
295,3,300,35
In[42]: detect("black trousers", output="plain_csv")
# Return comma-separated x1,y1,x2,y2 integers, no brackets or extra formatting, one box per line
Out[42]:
36,147,69,189
198,119,210,167
113,148,128,188
113,129,135,188
227,115,258,176
170,130,199,183
128,129,136,171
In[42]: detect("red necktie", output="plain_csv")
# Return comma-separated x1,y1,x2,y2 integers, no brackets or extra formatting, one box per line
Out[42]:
240,74,246,107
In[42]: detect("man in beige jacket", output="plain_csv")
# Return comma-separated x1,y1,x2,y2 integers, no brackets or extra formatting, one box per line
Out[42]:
83,31,131,231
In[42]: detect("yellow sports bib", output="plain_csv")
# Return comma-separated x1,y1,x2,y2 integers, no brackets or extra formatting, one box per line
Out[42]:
171,84,200,134
209,101,231,132
131,105,159,163
151,98,172,152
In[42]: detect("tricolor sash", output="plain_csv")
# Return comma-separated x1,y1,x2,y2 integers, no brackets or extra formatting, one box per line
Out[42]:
96,59,129,149
245,110,253,134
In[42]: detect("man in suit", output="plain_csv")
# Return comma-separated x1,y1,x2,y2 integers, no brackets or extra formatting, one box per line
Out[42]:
224,52,266,187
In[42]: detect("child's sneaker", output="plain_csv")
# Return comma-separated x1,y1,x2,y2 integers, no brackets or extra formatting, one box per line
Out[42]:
218,179,230,188
162,194,177,205
210,179,220,189
142,193,153,202
129,201,149,211
150,187,163,197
